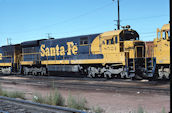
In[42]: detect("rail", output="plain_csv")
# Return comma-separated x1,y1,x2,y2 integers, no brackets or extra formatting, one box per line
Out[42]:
0,96,87,113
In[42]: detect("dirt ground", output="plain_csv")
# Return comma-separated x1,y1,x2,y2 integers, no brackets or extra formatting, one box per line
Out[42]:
0,82,169,113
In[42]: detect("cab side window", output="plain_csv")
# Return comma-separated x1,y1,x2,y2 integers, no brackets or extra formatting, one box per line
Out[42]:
115,36,118,44
168,31,170,39
162,31,166,39
158,32,161,39
111,38,114,44
107,40,109,45
80,37,88,45
106,38,114,45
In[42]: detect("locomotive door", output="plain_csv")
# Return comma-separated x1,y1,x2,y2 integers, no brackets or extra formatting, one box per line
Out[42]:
125,52,129,66
14,45,22,72
135,46,144,58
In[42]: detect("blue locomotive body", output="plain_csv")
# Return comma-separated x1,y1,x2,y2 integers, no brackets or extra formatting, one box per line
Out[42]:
39,34,103,62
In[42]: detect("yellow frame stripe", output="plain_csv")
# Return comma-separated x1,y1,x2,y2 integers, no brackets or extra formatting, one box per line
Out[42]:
41,59,105,65
20,61,34,65
0,63,12,66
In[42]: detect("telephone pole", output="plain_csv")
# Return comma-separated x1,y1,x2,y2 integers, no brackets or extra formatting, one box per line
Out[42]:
113,0,120,30
117,0,120,30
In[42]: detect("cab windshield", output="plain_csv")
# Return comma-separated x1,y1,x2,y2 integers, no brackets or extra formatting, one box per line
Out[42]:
162,30,170,40
119,30,139,41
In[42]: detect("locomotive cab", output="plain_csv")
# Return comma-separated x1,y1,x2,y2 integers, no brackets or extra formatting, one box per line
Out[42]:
118,27,155,79
91,26,156,79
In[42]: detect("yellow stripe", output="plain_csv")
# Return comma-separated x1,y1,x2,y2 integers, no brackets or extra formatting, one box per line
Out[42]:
41,59,105,65
41,60,69,65
71,59,104,64
20,61,34,65
0,63,12,66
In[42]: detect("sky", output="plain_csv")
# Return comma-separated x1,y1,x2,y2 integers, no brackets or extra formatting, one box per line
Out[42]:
0,0,169,45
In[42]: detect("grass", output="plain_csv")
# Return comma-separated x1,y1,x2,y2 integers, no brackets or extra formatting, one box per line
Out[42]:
91,106,105,113
32,89,65,106
0,85,25,99
67,93,88,110
131,106,167,113
0,85,3,96
137,106,145,113
46,89,65,106
0,85,168,113
161,107,167,113
32,93,45,104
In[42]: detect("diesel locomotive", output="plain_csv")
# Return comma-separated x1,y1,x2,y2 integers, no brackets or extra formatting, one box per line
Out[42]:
0,25,156,79
153,23,170,79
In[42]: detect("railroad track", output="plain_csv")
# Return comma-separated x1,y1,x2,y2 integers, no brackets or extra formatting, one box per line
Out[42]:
0,96,87,113
1,74,169,83
0,75,169,95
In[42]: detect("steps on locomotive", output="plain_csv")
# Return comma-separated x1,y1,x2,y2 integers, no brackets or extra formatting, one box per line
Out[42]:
128,59,135,75
146,58,154,76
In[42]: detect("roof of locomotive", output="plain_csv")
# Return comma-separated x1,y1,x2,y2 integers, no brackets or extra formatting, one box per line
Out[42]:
21,39,47,48
40,33,101,43
20,29,139,47
1,43,20,48
100,29,139,37
161,24,170,31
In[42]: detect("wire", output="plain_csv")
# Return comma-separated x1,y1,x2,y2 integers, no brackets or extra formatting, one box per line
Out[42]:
2,1,112,35
122,15,168,21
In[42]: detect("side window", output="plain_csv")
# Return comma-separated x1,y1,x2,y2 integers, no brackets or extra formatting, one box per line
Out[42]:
107,40,109,45
80,37,88,45
136,37,139,40
162,31,166,39
115,36,118,44
102,40,105,45
158,32,161,39
106,39,114,45
111,38,114,44
168,31,170,38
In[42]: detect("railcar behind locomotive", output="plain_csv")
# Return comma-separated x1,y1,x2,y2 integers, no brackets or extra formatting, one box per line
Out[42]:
19,25,156,79
0,44,21,74
153,23,170,79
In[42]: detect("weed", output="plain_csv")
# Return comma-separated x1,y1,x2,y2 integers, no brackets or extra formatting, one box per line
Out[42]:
0,85,2,95
46,89,65,106
0,89,25,99
91,106,105,113
32,94,45,104
7,91,25,99
161,107,166,113
33,89,65,106
137,106,145,113
67,93,88,110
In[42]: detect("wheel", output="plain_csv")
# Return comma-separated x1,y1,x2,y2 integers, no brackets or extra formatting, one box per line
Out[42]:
87,71,96,78
32,71,37,76
120,71,126,78
41,71,46,76
87,67,96,78
24,71,27,75
104,71,112,79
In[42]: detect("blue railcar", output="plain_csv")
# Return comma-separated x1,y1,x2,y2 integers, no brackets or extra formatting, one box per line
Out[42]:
0,44,21,74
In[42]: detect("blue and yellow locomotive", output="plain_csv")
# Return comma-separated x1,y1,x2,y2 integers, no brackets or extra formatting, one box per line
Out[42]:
0,25,156,79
